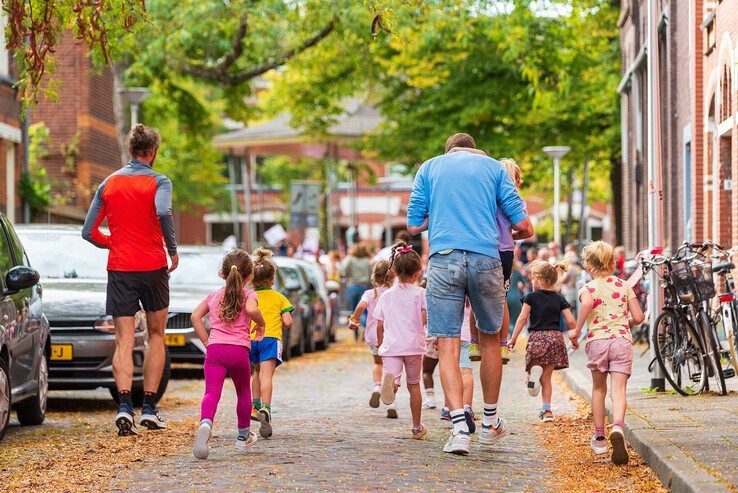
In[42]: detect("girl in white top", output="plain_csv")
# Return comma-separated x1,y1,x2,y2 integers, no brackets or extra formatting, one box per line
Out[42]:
375,241,428,440
348,261,396,416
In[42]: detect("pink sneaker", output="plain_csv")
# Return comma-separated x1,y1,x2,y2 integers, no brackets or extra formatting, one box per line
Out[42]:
609,425,629,465
590,434,607,455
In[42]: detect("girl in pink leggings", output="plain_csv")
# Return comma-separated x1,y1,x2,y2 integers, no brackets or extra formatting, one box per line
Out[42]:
375,241,428,440
569,241,643,466
190,249,266,459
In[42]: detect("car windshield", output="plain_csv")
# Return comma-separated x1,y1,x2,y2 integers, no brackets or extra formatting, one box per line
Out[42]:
169,252,225,288
16,231,109,279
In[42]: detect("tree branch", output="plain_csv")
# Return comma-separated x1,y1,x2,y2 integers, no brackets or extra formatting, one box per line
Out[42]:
181,17,338,85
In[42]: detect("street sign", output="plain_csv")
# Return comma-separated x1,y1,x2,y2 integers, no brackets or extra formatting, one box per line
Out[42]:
290,180,321,229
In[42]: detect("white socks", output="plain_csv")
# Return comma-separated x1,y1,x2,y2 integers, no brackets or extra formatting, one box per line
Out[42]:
483,403,501,428
450,408,469,434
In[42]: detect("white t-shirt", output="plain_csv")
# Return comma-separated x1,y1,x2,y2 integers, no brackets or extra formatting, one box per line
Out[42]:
374,283,427,357
373,246,392,263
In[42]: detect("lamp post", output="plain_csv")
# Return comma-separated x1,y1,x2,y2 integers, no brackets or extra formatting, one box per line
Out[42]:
543,146,571,248
378,177,400,248
118,87,150,128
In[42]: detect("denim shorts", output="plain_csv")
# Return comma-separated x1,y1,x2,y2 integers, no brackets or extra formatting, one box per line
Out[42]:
426,250,505,337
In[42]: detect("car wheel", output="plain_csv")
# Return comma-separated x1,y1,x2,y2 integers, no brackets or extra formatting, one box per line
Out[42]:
303,325,317,353
16,352,48,426
0,357,10,440
110,346,171,406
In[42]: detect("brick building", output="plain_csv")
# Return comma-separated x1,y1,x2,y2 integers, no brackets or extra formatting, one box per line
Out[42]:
618,0,737,253
29,31,123,223
0,14,24,224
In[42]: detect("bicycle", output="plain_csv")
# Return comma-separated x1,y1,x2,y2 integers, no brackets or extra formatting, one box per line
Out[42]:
639,246,710,395
708,244,738,379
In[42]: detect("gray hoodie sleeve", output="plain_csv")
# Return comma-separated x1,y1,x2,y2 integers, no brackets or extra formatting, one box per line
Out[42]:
155,175,177,256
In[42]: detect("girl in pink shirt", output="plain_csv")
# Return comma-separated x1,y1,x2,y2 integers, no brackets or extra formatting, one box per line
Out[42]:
190,249,266,459
348,261,396,415
375,241,428,440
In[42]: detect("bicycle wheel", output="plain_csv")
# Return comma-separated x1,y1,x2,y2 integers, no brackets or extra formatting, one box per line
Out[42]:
653,309,706,395
698,310,727,395
719,301,738,376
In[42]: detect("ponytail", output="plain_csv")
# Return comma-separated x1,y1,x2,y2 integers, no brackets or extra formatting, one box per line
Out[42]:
218,249,253,322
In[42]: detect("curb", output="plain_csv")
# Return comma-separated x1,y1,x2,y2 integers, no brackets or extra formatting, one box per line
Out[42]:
561,366,729,493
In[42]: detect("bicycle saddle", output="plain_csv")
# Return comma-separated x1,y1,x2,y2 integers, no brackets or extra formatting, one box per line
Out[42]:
712,261,735,273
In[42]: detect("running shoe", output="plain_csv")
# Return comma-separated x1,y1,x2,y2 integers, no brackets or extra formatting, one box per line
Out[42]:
464,410,476,434
235,431,258,451
440,408,452,421
539,410,554,423
479,417,509,445
251,406,260,421
386,403,398,419
115,405,138,436
469,343,482,362
380,373,396,405
411,423,428,440
591,434,608,455
140,405,167,430
422,396,437,409
527,366,543,396
442,430,471,455
369,386,381,408
609,425,629,465
257,408,273,439
501,347,511,365
193,422,212,459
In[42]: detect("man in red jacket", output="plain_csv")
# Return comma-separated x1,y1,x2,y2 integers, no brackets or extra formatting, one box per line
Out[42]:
83,124,178,436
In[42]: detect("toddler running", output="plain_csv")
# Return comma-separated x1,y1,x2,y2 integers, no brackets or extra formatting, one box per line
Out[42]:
249,248,294,439
569,241,644,465
508,259,575,422
348,260,397,417
376,241,428,439
191,249,266,459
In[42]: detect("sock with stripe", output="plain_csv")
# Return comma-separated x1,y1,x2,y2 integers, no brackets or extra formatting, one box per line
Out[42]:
482,402,501,428
450,408,469,434
595,426,605,439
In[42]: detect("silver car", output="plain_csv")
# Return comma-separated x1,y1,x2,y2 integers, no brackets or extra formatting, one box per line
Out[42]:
15,226,170,405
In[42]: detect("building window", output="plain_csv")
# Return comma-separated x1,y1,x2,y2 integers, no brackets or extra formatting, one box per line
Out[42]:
0,15,9,78
684,140,692,240
703,14,716,55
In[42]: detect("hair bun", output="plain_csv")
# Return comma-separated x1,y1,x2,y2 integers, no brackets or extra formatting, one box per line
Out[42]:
253,247,273,260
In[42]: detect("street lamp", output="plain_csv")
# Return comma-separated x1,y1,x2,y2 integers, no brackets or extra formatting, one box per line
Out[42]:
378,177,401,248
119,87,150,128
543,145,571,248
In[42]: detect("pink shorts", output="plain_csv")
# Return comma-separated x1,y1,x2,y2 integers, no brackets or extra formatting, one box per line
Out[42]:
382,355,423,386
585,338,633,375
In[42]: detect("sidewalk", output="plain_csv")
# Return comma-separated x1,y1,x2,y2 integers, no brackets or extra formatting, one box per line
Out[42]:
563,344,738,493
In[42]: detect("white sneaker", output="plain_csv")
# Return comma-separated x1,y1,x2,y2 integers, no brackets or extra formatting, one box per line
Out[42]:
422,397,437,409
590,434,608,455
386,403,398,419
235,431,258,451
609,425,629,465
369,386,381,408
527,366,543,396
479,418,509,445
193,422,212,459
380,373,396,405
443,430,471,455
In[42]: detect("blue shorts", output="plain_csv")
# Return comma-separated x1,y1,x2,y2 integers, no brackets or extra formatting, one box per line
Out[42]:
249,337,283,367
459,341,473,369
426,250,505,337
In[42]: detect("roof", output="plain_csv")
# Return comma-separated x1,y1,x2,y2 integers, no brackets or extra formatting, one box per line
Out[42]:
214,99,383,146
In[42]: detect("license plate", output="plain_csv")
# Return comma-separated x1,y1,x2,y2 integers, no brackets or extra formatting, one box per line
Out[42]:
51,344,73,361
165,334,186,346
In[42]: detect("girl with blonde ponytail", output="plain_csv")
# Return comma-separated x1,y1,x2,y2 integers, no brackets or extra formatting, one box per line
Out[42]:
190,249,266,459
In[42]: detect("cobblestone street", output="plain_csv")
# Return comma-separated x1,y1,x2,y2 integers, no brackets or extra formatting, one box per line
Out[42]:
1,331,665,492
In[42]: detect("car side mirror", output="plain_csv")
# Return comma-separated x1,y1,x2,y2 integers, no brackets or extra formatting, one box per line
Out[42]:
5,265,40,294
325,280,340,294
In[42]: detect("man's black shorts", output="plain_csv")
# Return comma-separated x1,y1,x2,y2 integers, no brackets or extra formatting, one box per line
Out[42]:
107,268,169,317
500,251,514,289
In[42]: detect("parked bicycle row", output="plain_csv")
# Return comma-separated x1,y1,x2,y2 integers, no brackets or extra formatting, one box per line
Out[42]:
632,240,737,396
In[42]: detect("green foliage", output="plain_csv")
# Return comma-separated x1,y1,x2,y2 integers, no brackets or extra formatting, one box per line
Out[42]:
19,123,52,216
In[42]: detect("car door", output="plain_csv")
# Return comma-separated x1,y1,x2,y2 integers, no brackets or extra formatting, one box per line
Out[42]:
0,221,29,386
3,218,40,384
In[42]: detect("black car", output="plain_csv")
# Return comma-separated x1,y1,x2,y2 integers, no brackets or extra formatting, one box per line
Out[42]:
0,215,49,440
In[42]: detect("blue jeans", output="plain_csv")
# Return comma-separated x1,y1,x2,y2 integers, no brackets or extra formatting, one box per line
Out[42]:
347,283,370,325
426,250,505,337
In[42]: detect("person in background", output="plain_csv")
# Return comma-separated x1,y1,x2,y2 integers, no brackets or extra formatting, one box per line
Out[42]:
325,250,342,282
548,242,560,263
614,246,626,275
341,243,373,335
506,259,526,333
538,247,552,263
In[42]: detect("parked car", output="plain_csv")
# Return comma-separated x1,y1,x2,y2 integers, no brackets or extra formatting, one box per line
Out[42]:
293,258,335,349
273,258,311,359
0,215,49,441
15,226,170,406
167,246,307,362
